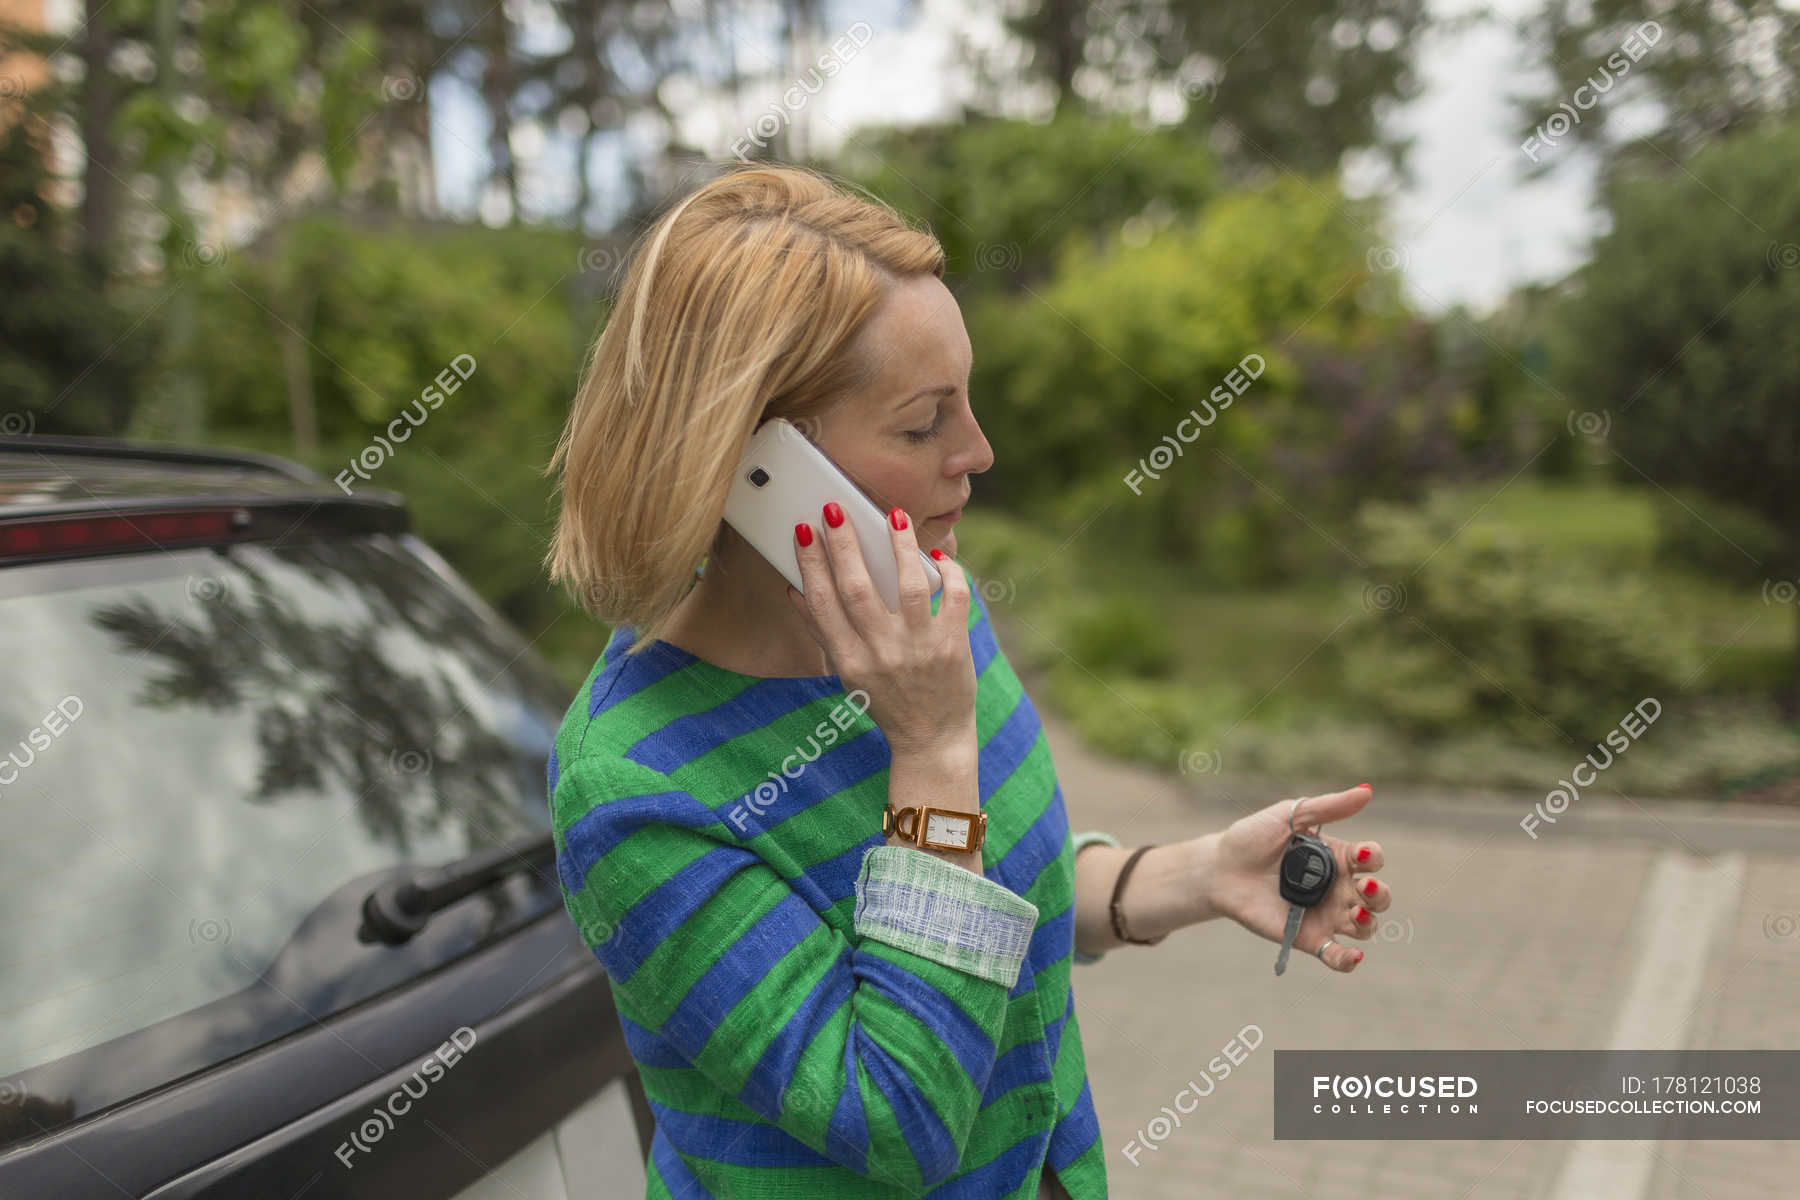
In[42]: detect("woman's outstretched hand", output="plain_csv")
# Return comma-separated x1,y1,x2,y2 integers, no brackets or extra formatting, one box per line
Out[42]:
1205,784,1388,973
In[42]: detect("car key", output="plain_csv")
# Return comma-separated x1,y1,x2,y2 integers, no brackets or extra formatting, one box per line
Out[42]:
1273,803,1337,975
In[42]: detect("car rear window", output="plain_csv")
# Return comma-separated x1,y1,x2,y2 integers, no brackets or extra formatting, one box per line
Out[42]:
0,532,566,1146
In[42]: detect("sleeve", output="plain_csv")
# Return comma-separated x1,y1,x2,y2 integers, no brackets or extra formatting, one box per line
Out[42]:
1069,829,1121,966
552,752,1040,1192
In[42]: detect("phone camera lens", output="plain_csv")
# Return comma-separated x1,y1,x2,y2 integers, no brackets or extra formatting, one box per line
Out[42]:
748,467,770,488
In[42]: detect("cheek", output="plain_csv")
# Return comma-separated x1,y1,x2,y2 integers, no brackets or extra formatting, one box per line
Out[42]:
866,466,934,513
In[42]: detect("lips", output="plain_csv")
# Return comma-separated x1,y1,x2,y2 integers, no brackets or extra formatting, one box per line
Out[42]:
930,495,970,522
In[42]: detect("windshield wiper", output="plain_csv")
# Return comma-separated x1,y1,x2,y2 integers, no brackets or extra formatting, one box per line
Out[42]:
359,829,557,946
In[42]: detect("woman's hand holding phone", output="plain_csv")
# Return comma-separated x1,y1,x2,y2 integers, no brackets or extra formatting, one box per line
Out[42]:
786,501,983,871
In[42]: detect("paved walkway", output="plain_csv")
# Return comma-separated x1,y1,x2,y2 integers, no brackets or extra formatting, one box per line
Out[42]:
1038,706,1800,1200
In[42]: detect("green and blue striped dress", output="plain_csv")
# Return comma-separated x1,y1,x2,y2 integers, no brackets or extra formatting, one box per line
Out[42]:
548,572,1117,1197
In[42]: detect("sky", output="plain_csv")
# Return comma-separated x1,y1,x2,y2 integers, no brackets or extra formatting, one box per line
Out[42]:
425,0,1608,317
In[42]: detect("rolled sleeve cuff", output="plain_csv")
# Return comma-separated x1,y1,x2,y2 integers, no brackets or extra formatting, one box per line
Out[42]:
1070,829,1121,965
853,845,1039,989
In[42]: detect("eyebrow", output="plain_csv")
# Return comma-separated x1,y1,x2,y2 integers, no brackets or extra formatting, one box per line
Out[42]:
892,352,975,411
893,383,957,411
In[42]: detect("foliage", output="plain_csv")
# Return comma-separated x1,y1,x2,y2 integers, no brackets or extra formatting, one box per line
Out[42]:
989,0,1431,177
151,213,586,441
954,171,1489,581
0,125,156,434
1513,0,1800,175
1553,119,1800,564
1337,491,1703,745
1055,595,1178,680
837,109,1218,289
1653,488,1789,584
127,214,592,648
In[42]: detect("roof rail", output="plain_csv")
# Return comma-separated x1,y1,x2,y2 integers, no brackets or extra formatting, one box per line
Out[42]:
0,434,322,483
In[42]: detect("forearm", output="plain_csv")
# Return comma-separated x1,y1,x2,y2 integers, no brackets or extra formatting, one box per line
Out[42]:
1072,832,1223,958
885,730,984,873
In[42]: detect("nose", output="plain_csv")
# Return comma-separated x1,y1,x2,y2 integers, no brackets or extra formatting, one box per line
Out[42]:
950,409,994,477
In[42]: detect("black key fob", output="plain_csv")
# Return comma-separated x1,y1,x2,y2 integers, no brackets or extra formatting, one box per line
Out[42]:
1279,832,1335,907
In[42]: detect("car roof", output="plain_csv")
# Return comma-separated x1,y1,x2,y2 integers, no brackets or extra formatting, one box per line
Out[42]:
0,435,406,517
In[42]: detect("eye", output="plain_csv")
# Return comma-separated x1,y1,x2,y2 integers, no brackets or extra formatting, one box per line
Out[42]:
902,409,944,444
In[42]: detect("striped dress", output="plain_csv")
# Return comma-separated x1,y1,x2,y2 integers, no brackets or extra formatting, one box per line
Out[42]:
548,574,1119,1197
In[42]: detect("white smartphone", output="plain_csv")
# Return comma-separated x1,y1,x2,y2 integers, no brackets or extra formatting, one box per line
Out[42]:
723,417,943,612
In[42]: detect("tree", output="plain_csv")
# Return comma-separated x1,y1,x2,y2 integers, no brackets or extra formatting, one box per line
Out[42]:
0,123,155,434
836,109,1218,288
1549,119,1800,710
1513,0,1800,176
976,0,1432,178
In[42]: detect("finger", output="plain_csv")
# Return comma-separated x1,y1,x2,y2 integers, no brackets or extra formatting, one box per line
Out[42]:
929,547,970,628
885,507,934,625
1312,936,1364,972
1290,783,1373,834
788,521,858,655
818,499,887,635
1343,901,1377,938
1348,839,1384,873
1350,873,1391,913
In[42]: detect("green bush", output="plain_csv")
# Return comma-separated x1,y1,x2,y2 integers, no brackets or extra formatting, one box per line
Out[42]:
146,213,601,675
1053,595,1177,680
1652,487,1789,582
1337,491,1702,745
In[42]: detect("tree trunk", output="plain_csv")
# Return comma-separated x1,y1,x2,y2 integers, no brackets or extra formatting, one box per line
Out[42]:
1043,0,1084,115
481,7,519,223
1789,534,1800,721
78,0,119,283
279,278,319,458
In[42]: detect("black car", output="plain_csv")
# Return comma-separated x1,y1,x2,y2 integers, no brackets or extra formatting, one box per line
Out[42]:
0,435,650,1198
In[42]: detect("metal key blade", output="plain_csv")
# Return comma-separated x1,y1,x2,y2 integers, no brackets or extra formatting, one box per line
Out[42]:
1273,903,1305,975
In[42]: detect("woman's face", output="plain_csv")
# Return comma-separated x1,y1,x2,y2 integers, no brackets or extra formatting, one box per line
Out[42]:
814,272,994,560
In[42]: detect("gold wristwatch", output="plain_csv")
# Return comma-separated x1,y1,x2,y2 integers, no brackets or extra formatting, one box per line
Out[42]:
882,803,986,854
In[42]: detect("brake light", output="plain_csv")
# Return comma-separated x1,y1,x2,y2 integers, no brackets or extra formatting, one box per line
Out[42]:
0,509,243,562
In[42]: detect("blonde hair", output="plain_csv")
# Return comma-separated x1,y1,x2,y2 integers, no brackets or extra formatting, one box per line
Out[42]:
542,162,946,656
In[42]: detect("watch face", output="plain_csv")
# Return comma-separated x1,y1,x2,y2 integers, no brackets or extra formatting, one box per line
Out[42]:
925,810,972,848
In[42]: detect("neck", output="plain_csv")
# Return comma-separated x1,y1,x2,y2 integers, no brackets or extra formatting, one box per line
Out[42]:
659,528,835,679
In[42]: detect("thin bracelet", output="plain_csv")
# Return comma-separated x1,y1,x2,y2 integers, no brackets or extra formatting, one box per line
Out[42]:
1109,844,1168,947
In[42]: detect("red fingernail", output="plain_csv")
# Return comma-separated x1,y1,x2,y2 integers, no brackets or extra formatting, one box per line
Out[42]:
795,522,813,547
1356,846,1371,863
1357,783,1372,791
1354,949,1364,964
929,548,945,560
1355,906,1371,924
1363,878,1378,897
890,507,908,530
823,501,844,528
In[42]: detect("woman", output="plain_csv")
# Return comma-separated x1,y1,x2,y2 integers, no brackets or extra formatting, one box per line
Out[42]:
542,163,1393,1199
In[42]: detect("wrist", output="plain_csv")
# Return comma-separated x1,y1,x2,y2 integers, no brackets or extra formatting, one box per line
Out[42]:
884,733,983,868
1181,831,1225,927
1086,835,1221,947
886,736,979,810
885,726,978,773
